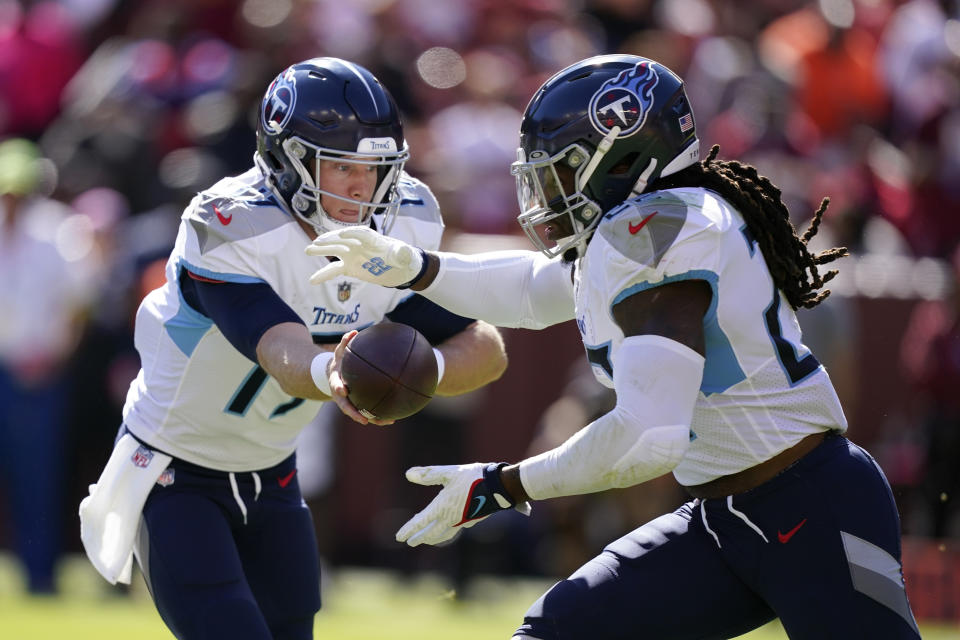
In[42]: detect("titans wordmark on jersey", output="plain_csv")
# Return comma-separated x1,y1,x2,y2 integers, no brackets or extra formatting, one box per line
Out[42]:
575,187,847,486
121,167,443,471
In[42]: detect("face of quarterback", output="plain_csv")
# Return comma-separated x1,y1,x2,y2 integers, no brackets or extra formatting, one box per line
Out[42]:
314,158,379,224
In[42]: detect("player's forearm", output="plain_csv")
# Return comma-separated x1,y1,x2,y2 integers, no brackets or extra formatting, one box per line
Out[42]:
256,322,331,400
434,320,507,396
507,336,705,502
413,250,575,330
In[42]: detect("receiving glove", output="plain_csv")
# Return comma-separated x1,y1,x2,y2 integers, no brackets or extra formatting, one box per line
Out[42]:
395,462,532,547
305,227,426,288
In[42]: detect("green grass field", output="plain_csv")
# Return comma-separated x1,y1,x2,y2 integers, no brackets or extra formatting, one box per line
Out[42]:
0,554,956,639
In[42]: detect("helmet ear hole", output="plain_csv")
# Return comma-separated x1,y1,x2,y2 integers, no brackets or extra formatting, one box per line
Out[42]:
259,147,283,173
611,152,639,175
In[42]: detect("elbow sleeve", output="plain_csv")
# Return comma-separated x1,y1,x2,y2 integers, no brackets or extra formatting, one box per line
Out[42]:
420,251,575,329
519,335,704,500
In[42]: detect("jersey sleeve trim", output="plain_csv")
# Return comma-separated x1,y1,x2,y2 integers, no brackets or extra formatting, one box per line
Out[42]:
612,268,745,395
165,283,215,357
386,292,476,345
180,258,267,285
187,277,305,364
187,271,226,284
310,322,374,344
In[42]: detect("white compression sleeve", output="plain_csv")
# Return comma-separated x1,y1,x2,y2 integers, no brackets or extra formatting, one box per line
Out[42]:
419,250,575,330
519,335,705,500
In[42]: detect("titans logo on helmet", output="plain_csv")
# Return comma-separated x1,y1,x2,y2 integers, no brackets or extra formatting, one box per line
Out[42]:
261,67,297,135
588,62,659,139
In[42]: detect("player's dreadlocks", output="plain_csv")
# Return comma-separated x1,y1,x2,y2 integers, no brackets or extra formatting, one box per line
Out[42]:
650,145,849,310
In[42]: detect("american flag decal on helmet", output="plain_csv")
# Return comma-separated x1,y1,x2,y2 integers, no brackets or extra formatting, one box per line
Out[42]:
679,113,694,133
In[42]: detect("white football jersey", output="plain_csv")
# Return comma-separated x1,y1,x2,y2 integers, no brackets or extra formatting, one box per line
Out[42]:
122,166,444,471
575,187,847,486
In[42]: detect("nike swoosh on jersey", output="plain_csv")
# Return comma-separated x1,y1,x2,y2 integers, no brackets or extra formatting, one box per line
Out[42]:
628,211,658,235
214,204,233,225
469,495,486,518
777,518,807,544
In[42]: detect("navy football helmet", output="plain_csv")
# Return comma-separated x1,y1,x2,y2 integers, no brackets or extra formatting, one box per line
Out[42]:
511,55,700,258
255,58,409,234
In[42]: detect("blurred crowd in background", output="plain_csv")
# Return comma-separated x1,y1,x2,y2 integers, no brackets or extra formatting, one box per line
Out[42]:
0,0,958,612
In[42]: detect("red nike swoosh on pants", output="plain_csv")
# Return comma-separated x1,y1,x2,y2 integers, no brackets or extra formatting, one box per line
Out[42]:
777,518,807,543
278,469,297,488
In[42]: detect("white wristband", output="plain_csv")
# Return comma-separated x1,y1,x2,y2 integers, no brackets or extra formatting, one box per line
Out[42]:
310,352,335,397
432,348,445,385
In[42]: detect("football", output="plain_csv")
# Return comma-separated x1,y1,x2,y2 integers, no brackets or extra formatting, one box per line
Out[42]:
340,322,439,421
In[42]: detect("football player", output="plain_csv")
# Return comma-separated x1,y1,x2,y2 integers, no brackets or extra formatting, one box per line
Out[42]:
79,58,506,640
306,55,920,639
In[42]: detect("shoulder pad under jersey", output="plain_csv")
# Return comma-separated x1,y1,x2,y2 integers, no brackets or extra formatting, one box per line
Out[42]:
395,174,442,225
594,188,724,275
385,173,444,250
184,174,291,257
595,191,689,269
180,172,293,280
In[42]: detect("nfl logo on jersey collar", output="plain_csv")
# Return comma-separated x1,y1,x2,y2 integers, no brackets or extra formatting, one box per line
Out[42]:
588,61,659,138
338,282,352,302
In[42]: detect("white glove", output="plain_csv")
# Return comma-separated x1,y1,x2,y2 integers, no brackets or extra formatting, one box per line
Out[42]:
395,462,531,547
305,226,424,288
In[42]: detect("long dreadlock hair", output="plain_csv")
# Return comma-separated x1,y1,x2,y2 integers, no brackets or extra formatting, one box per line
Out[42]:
648,145,849,310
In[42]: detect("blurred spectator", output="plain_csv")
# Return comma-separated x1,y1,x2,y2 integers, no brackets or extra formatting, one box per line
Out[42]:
421,48,526,233
0,1,85,136
62,188,147,560
791,6,888,141
879,0,957,142
0,138,93,593
900,246,960,538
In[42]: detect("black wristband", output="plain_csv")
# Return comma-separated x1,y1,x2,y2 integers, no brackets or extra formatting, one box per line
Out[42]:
394,248,429,289
482,462,517,507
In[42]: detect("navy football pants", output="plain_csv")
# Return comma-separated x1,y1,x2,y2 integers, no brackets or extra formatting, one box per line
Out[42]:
514,434,920,639
134,452,321,640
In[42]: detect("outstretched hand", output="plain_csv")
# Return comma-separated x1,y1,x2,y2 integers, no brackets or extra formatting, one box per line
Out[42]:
326,331,394,426
305,227,424,288
395,463,531,547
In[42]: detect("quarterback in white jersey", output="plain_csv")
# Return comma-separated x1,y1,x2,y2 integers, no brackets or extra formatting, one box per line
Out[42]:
80,58,505,640
122,167,450,471
308,56,919,639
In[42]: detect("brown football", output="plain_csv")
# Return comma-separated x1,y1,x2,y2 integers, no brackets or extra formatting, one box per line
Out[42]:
340,322,438,421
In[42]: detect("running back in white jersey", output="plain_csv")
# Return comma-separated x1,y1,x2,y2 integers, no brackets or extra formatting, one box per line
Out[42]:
575,187,847,486
122,166,444,471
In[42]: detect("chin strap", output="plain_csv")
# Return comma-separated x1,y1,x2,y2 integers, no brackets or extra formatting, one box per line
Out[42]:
630,157,659,197
577,125,621,192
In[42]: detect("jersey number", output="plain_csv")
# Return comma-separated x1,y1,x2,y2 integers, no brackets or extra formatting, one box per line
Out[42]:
764,289,819,385
226,365,305,417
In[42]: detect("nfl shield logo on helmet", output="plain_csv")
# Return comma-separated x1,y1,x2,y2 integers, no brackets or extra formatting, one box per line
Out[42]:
338,282,352,302
131,446,154,468
588,61,660,138
261,66,297,135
